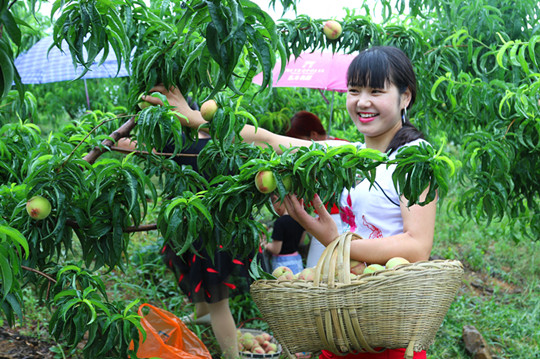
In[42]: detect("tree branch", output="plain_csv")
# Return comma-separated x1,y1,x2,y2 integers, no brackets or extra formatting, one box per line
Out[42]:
65,219,158,233
83,116,137,164
110,146,198,158
21,265,57,284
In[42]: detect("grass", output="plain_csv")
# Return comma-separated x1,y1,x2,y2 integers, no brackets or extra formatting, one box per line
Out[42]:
5,196,539,359
429,198,539,359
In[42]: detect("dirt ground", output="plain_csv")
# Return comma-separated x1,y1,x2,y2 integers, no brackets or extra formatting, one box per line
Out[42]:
0,325,56,359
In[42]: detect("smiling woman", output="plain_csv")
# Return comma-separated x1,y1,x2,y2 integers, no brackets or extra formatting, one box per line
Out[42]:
144,45,435,359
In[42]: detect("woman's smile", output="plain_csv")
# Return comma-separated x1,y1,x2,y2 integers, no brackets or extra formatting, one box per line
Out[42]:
358,112,378,123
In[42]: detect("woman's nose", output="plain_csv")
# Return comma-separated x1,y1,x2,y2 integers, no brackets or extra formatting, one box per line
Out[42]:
356,93,371,108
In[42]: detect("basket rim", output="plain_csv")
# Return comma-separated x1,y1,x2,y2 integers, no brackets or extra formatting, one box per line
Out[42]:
252,258,464,288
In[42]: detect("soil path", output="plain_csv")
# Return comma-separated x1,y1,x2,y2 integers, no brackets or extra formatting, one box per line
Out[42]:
0,326,56,358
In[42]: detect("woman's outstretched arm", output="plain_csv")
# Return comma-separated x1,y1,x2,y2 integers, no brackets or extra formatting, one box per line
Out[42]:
143,85,330,153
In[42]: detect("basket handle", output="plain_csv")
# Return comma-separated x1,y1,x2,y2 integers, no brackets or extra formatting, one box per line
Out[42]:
314,232,362,287
312,232,384,354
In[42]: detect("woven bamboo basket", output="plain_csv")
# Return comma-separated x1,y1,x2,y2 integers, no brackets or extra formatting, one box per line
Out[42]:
250,232,463,359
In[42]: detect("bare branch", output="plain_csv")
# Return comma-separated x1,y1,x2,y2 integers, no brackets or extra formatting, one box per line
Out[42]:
21,265,57,284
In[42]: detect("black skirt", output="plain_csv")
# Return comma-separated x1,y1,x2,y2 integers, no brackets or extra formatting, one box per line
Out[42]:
160,137,252,303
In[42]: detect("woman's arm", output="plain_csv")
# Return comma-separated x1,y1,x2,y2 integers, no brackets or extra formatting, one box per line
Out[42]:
143,85,321,153
347,197,436,265
264,240,283,255
284,191,436,265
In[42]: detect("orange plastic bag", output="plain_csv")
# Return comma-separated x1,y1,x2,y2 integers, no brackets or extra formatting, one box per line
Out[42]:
131,303,212,359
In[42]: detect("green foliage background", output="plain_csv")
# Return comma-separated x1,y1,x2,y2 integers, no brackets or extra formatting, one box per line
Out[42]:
0,0,538,358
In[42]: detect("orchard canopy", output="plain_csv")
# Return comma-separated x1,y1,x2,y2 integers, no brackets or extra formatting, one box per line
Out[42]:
0,0,539,357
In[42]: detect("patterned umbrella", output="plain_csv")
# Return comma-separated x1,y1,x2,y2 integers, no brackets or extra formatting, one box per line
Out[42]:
14,35,129,84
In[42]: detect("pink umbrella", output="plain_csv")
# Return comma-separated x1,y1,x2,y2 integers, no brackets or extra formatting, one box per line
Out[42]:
252,52,357,128
252,52,355,92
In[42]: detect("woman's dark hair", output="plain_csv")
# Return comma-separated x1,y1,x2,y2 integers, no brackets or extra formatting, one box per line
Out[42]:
347,46,424,154
285,111,326,139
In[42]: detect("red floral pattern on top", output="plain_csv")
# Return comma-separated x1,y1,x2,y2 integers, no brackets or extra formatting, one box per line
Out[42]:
340,194,357,232
362,215,383,239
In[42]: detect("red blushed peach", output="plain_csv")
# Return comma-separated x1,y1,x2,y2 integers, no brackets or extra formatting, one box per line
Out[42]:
26,195,52,220
323,20,342,40
255,170,277,193
349,259,366,275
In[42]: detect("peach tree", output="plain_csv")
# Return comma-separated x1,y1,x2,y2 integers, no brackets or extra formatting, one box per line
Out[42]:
0,0,538,357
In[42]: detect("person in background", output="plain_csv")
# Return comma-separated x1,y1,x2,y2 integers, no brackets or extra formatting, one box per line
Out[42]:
158,133,252,359
261,194,306,274
116,109,248,359
285,110,347,268
285,110,329,140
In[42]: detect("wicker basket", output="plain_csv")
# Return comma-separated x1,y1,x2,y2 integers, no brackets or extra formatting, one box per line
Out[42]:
250,232,463,359
238,328,282,358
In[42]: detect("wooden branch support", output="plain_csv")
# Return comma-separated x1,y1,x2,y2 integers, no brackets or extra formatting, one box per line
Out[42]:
21,265,56,300
78,116,168,234
124,224,158,232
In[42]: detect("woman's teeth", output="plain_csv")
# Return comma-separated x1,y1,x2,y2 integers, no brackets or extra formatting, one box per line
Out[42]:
359,113,376,118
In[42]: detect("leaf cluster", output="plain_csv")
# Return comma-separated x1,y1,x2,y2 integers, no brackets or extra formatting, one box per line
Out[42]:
127,0,286,105
0,225,28,326
0,113,157,358
157,138,452,262
48,265,143,359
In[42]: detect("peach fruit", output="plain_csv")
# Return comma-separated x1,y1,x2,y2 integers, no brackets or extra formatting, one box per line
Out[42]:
200,99,218,121
255,170,277,193
323,20,342,40
26,195,52,220
385,257,410,269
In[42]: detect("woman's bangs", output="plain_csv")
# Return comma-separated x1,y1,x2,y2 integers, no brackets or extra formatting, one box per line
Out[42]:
347,52,391,89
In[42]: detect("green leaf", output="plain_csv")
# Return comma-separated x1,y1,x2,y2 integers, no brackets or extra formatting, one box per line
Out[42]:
0,226,29,259
0,10,21,46
496,39,514,70
0,250,13,298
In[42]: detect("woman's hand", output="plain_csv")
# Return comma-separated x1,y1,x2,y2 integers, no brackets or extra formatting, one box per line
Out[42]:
143,85,184,108
284,193,338,246
142,85,208,129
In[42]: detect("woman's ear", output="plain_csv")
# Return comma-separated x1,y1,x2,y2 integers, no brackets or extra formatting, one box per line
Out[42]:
401,88,412,110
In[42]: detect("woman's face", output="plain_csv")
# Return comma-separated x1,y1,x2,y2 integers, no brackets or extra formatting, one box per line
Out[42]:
346,81,411,143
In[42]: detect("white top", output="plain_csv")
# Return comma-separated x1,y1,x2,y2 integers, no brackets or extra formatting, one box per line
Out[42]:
338,139,426,239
